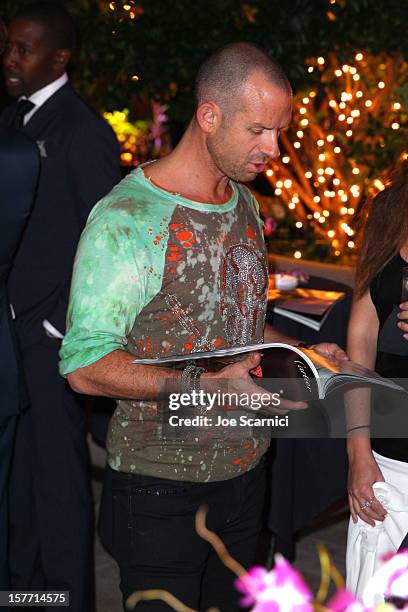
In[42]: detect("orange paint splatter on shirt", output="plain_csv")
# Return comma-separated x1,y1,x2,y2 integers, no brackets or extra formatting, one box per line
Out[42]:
246,224,256,240
184,335,194,351
176,230,195,248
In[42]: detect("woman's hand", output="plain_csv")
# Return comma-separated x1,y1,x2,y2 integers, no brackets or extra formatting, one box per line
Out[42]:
397,301,408,340
347,441,387,526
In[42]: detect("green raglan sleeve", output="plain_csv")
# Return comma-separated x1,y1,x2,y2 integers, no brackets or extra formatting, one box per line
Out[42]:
59,200,147,375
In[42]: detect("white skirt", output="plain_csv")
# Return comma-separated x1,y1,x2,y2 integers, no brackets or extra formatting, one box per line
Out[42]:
346,450,408,600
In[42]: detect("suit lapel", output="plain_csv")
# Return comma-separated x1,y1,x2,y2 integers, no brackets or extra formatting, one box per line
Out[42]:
23,82,73,138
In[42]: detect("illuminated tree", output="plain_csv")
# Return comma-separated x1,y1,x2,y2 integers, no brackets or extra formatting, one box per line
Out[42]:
262,52,407,262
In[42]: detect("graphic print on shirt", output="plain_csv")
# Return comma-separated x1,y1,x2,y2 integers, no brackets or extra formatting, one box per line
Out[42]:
165,293,213,353
220,244,268,346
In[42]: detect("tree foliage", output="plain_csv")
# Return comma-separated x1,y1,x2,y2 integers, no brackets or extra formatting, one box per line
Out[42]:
1,0,407,123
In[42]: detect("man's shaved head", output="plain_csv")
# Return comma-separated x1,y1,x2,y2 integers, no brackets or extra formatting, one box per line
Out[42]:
194,42,290,116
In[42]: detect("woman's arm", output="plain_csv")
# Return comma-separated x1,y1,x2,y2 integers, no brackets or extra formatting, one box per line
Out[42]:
346,291,387,526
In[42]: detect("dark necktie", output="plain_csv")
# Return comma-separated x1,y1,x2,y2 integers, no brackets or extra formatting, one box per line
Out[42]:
12,99,35,129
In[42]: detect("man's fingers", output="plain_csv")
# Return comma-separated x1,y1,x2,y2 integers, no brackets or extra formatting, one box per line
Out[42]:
312,342,348,361
236,351,261,372
279,398,307,411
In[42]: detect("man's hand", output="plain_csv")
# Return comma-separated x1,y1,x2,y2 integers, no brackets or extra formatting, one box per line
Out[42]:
310,342,348,361
397,301,408,340
201,351,307,415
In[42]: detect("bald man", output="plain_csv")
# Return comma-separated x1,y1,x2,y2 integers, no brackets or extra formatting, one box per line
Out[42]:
60,43,346,610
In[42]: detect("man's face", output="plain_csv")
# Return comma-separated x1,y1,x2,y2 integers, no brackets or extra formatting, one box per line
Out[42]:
3,18,60,97
207,71,292,183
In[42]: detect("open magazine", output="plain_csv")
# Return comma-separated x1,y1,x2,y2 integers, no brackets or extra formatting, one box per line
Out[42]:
133,342,406,401
268,288,345,331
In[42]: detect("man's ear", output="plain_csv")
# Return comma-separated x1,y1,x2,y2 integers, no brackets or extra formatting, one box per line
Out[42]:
53,48,71,70
195,102,222,134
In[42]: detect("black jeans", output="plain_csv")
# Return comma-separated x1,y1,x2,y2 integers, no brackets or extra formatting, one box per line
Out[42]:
99,458,266,611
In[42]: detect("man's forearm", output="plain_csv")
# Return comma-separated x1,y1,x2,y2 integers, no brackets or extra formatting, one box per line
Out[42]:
67,349,182,400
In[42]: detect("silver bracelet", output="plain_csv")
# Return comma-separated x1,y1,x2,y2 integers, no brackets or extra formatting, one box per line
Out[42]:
181,363,206,397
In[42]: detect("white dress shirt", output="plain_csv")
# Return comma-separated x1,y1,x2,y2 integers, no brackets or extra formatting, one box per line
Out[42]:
22,72,68,124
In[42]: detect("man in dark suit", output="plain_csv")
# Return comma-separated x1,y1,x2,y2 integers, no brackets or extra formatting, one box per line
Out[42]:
0,3,120,609
0,79,39,598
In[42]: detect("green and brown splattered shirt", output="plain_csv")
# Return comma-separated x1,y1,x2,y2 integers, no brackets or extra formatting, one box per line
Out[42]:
60,165,271,482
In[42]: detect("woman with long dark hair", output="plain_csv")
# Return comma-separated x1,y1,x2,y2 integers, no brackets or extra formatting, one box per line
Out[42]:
345,160,408,596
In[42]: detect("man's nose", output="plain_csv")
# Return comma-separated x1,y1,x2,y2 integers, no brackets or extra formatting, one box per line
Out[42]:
261,131,280,160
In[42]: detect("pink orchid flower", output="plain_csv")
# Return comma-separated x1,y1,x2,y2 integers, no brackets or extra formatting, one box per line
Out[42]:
263,217,278,237
327,588,371,612
363,550,408,609
235,554,313,612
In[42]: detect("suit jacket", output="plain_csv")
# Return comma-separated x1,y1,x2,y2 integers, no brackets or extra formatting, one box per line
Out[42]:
0,82,121,346
0,126,39,415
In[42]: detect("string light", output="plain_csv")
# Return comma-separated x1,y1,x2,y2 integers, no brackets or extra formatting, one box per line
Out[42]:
374,179,385,191
262,52,406,260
